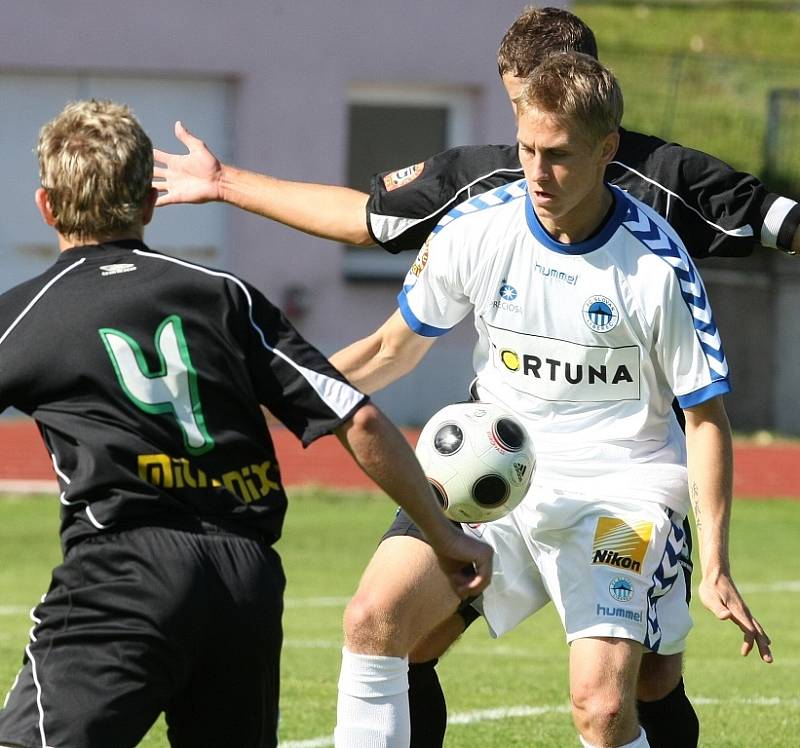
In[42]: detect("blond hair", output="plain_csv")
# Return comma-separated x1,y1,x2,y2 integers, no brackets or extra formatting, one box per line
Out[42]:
517,52,622,145
37,99,153,241
497,6,598,78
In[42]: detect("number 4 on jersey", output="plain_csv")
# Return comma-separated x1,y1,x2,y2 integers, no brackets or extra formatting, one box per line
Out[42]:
99,315,214,455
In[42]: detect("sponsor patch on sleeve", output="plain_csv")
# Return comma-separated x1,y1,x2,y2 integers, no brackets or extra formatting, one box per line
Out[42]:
383,162,424,192
591,517,653,575
409,238,431,278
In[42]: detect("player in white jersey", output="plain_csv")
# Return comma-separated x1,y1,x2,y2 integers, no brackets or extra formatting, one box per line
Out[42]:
331,53,770,748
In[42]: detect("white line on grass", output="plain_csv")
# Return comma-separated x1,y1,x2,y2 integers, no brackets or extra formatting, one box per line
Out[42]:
0,607,27,616
283,639,340,650
4,580,799,620
280,582,800,608
0,597,351,617
278,697,799,747
284,596,350,608
737,580,800,593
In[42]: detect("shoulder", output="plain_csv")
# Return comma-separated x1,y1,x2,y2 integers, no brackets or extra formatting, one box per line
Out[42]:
433,178,529,237
133,247,251,291
421,143,520,176
616,191,701,286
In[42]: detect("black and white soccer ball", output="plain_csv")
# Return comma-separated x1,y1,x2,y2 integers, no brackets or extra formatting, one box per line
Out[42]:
415,402,535,523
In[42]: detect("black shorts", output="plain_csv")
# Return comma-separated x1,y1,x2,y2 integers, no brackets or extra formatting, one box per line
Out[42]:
0,523,285,748
381,507,427,543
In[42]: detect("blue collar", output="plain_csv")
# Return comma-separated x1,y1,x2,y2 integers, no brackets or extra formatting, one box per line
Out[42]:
524,183,629,254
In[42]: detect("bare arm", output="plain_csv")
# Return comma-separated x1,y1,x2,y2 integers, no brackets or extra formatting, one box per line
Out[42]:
334,402,492,598
684,396,772,662
330,309,435,394
153,121,373,246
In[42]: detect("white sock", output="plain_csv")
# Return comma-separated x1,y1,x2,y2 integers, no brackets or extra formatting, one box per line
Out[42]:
334,647,410,748
579,727,650,748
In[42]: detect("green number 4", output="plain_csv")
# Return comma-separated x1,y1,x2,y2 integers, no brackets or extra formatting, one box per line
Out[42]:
99,315,214,455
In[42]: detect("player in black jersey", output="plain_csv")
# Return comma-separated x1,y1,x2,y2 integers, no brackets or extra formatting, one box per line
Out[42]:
153,8,790,747
0,100,491,748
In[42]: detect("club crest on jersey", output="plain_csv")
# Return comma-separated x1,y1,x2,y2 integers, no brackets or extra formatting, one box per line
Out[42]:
609,577,634,603
583,295,619,332
383,162,424,192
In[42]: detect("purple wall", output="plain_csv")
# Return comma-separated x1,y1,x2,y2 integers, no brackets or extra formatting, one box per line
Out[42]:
1,1,566,422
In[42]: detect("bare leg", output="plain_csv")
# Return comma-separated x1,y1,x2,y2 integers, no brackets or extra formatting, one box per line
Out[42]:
570,637,644,747
343,536,462,656
637,652,682,701
335,536,462,748
637,653,698,748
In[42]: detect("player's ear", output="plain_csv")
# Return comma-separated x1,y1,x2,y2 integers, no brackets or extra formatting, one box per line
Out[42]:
599,131,620,165
34,187,57,227
141,187,159,226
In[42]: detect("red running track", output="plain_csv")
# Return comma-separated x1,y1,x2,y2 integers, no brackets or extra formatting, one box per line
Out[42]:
0,418,798,498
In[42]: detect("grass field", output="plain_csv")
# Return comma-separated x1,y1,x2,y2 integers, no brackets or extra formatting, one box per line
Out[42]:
574,1,800,194
0,489,797,747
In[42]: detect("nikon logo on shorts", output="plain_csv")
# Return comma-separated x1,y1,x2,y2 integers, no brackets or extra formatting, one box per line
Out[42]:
591,517,653,575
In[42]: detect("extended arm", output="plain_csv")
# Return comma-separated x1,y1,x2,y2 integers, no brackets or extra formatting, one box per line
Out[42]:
683,396,772,662
334,402,491,597
153,121,372,246
330,308,435,394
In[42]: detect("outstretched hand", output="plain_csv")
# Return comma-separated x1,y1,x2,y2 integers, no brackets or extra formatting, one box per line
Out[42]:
699,572,773,663
153,121,222,207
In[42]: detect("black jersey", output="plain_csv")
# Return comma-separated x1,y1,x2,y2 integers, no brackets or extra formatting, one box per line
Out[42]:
367,128,800,259
0,240,367,551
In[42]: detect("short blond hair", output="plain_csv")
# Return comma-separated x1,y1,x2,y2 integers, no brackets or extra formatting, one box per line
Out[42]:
37,99,153,241
517,52,622,145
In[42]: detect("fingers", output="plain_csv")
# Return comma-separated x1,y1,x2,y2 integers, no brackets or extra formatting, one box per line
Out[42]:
452,563,489,598
746,616,773,663
175,120,204,151
703,581,773,663
456,545,492,597
153,149,174,167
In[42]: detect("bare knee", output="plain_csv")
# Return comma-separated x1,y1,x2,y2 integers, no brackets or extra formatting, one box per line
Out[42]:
571,682,631,739
569,638,642,744
343,591,409,656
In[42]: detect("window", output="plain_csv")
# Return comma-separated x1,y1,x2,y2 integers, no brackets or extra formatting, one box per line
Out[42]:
343,84,475,279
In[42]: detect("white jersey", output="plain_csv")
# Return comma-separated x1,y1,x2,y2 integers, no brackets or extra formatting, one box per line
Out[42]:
398,181,730,515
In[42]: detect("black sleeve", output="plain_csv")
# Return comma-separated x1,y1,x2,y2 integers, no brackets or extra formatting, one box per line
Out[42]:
610,129,800,259
366,144,523,254
233,281,368,446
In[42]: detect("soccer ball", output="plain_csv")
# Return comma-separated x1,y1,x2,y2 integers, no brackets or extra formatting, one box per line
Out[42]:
414,401,535,523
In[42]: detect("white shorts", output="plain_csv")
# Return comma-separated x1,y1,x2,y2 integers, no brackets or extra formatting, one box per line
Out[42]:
464,493,692,654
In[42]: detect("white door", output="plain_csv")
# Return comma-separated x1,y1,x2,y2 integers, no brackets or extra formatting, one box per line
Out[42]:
0,73,232,294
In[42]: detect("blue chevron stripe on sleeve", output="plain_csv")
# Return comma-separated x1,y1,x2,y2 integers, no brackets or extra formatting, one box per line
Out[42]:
622,203,729,383
431,179,528,235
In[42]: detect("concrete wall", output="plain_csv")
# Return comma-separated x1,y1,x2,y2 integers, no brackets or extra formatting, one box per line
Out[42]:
698,252,800,436
3,2,797,434
1,1,552,423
